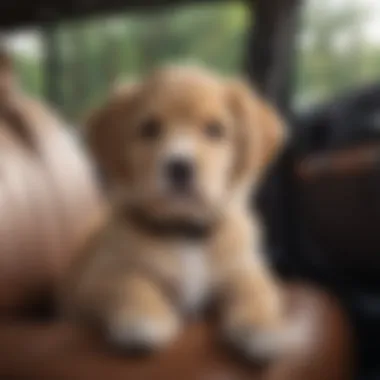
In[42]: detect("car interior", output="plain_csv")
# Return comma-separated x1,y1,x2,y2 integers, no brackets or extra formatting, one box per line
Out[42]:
1,0,379,379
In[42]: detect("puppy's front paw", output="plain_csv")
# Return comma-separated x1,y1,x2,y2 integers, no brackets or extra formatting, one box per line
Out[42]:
106,314,181,353
223,315,310,362
224,324,288,362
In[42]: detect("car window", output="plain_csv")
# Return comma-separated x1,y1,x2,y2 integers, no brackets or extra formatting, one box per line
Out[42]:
294,0,380,111
4,1,249,121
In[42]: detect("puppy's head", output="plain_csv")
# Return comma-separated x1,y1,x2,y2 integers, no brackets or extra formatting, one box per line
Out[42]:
86,66,286,223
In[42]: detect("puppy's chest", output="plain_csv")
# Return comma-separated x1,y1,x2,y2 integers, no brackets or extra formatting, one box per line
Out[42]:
174,242,211,315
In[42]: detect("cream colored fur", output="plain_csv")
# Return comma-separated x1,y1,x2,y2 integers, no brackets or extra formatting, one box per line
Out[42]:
61,65,301,361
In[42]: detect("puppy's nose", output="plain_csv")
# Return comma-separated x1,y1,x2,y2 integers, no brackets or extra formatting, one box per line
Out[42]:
166,159,194,189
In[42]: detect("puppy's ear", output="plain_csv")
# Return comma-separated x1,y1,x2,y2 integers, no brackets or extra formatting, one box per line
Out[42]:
227,80,287,186
84,82,140,185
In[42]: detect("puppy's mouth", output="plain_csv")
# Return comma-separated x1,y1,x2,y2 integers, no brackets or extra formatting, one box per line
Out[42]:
166,183,199,200
145,183,211,222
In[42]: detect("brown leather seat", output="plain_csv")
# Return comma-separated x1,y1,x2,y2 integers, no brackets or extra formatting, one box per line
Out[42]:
0,91,104,314
0,54,354,380
0,284,353,380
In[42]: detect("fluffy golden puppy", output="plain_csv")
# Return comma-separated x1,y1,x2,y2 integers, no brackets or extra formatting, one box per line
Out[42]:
62,65,299,361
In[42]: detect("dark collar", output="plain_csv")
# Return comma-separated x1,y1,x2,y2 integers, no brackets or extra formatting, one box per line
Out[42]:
123,208,214,240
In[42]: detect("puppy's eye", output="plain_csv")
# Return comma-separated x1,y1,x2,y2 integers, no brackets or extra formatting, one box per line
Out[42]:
204,121,224,140
139,118,162,140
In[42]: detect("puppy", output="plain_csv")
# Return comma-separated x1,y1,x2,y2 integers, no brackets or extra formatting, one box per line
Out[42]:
62,65,297,361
